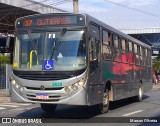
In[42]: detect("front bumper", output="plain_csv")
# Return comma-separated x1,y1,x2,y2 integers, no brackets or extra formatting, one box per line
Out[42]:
11,85,88,105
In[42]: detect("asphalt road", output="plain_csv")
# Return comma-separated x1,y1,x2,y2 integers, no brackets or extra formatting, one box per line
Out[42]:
0,88,160,126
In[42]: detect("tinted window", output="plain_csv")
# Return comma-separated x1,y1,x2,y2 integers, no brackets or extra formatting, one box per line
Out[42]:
129,42,132,52
113,35,119,48
121,39,126,50
134,44,137,54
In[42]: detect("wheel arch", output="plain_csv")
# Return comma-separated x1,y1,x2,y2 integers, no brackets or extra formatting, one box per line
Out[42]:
104,80,113,101
104,80,111,92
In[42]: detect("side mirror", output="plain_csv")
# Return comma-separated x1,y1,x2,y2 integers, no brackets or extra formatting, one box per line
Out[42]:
89,38,97,62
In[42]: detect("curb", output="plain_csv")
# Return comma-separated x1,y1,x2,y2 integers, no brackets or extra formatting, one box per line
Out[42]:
0,96,11,103
152,84,160,90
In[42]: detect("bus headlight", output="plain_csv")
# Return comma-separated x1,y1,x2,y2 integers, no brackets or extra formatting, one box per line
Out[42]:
65,77,87,92
15,84,19,89
71,77,87,91
11,79,23,90
11,79,16,85
71,84,78,91
64,86,71,93
78,78,86,87
19,85,23,91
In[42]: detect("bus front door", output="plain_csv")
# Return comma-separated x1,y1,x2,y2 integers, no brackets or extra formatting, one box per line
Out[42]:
89,37,103,105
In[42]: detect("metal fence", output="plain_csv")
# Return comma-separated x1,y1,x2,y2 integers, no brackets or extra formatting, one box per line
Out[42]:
0,64,6,89
6,64,12,96
0,53,12,96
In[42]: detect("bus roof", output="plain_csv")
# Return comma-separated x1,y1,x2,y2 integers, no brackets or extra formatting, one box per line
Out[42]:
15,13,151,49
84,13,151,49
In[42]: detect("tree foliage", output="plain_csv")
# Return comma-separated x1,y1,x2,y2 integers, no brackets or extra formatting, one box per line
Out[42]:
152,56,160,71
0,54,10,64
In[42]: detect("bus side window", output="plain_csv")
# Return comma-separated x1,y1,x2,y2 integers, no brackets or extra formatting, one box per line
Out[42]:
126,40,129,52
121,39,126,50
142,47,146,66
113,35,121,62
134,44,137,54
134,44,140,65
108,33,112,46
89,37,100,61
102,45,112,60
103,30,108,45
128,41,134,64
102,30,112,60
129,42,132,52
137,45,140,65
88,23,100,61
113,35,119,48
121,38,128,63
103,30,112,45
140,46,143,65
89,23,100,40
145,48,148,66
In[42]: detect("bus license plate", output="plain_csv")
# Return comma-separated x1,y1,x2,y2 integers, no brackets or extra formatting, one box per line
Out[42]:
36,94,49,100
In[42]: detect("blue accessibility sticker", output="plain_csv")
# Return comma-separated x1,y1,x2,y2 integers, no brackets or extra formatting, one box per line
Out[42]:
44,60,54,70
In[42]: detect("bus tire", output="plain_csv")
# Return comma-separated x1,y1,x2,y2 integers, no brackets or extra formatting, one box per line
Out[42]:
137,83,143,102
40,104,57,113
98,89,109,114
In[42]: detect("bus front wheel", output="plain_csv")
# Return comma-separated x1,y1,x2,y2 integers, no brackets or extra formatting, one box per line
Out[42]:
98,89,109,114
40,104,57,113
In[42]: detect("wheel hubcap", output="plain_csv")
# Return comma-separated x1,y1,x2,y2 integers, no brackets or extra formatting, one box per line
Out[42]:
139,86,142,98
103,92,108,106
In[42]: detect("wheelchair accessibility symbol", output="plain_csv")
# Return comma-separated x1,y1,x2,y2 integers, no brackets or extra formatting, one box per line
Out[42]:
44,60,54,70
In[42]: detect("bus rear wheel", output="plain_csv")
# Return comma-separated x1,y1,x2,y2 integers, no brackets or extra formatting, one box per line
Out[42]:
137,83,143,102
40,104,57,113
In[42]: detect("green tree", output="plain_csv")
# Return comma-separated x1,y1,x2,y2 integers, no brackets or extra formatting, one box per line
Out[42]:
152,56,160,71
0,54,10,65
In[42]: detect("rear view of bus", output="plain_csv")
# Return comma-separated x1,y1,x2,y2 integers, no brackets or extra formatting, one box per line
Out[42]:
11,13,88,113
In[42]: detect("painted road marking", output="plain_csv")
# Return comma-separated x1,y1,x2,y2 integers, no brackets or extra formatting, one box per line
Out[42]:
0,103,33,111
2,103,32,106
0,107,6,110
122,110,143,117
0,105,19,108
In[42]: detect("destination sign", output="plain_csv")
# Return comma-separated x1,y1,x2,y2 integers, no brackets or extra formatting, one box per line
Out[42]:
16,14,85,28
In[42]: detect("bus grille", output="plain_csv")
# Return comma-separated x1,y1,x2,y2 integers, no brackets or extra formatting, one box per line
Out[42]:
13,69,86,81
26,87,63,90
13,71,75,81
19,74,74,80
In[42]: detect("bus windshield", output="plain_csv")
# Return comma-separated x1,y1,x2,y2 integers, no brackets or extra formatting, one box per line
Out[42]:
14,29,87,71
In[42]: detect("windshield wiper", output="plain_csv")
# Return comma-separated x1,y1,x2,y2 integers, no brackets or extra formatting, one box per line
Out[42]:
50,28,67,59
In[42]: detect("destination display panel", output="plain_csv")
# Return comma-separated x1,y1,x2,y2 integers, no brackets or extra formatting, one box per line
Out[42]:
16,14,85,28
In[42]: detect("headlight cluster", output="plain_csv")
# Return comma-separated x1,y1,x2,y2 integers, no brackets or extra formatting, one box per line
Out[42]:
10,79,23,91
64,78,86,93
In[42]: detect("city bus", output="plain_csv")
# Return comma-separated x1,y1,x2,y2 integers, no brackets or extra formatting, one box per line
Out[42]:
11,13,152,113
